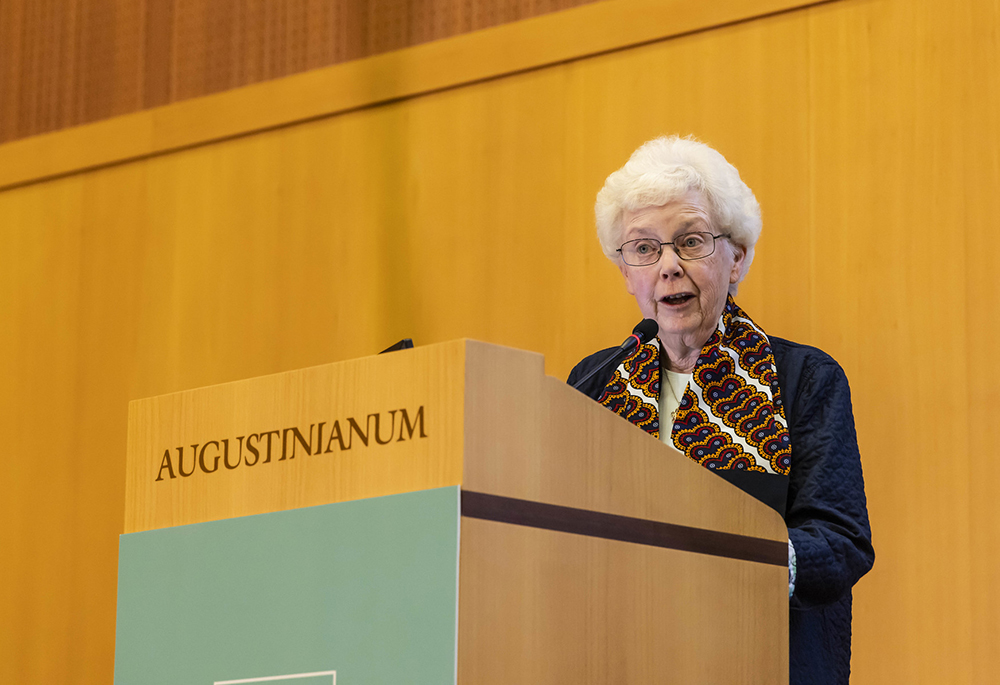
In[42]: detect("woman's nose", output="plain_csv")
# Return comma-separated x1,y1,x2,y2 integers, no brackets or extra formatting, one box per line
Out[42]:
658,246,684,277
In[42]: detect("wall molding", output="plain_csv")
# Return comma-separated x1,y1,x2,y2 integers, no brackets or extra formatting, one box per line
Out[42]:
0,0,831,191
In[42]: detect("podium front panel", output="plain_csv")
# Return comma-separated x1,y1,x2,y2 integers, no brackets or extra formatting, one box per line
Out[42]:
115,487,460,684
125,341,470,533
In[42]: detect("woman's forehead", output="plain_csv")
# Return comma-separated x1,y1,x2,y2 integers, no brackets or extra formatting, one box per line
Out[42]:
620,199,713,236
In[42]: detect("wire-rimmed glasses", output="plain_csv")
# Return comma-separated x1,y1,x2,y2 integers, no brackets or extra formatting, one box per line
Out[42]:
617,232,729,266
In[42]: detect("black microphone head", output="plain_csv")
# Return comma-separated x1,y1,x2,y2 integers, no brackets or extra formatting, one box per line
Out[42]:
632,318,659,343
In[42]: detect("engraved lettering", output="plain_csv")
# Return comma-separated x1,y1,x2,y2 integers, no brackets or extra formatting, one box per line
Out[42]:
261,430,280,464
280,425,314,461
199,441,221,474
178,445,197,477
154,407,428,482
397,406,427,441
347,416,369,448
224,438,240,470
374,411,396,445
324,421,347,452
245,434,260,466
155,449,176,481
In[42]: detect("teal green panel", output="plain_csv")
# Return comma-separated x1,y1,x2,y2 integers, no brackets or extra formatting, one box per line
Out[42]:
114,486,460,685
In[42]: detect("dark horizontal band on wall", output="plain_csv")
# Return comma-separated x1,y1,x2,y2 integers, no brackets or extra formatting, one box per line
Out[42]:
0,0,833,192
461,490,787,566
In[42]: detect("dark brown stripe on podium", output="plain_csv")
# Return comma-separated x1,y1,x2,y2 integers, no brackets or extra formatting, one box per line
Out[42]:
460,490,786,566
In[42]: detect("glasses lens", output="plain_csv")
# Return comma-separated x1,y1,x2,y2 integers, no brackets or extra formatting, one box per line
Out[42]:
675,232,714,260
622,239,661,265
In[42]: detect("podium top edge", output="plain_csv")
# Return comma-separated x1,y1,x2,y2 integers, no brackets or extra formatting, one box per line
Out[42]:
127,339,544,408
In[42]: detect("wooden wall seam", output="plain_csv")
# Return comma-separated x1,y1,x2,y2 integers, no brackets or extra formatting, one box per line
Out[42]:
0,0,834,192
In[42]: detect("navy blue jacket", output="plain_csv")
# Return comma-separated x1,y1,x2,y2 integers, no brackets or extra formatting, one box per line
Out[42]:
567,336,875,684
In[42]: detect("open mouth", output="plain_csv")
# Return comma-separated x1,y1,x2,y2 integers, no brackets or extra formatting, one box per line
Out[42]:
661,293,695,306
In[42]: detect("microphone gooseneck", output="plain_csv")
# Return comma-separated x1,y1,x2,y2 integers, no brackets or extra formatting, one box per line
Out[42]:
571,318,659,391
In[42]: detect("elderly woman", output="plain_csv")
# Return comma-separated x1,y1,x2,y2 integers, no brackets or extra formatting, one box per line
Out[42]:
568,136,875,685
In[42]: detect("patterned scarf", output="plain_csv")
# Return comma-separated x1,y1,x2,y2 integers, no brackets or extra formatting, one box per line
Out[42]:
598,296,791,476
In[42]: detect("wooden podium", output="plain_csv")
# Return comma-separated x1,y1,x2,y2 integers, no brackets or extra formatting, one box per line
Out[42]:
116,340,788,684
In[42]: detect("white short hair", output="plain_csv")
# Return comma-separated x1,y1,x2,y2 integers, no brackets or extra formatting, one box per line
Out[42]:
595,136,761,285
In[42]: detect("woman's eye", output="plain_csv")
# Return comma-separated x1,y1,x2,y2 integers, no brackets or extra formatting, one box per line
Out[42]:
635,243,654,254
681,235,704,248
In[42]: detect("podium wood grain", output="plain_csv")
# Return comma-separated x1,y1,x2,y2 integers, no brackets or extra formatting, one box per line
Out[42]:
124,339,788,684
124,341,467,533
126,339,786,542
458,517,787,684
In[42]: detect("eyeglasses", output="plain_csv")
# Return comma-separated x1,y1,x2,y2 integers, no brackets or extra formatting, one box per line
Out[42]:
617,232,729,266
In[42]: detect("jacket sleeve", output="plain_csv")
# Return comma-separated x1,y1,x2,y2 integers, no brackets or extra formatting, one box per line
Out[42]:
566,347,619,400
785,358,875,609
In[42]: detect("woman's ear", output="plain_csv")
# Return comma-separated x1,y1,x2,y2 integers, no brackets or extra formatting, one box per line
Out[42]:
729,244,748,284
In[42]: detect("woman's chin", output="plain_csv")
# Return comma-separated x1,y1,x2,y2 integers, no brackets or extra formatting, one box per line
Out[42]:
655,317,699,340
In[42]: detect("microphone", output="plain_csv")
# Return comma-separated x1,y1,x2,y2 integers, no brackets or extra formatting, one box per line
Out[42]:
571,318,659,391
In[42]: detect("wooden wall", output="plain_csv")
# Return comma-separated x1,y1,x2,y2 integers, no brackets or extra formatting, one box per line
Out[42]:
0,0,598,144
1,0,999,682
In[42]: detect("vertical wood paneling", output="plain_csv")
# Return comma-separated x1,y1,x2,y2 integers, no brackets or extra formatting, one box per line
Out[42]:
0,0,603,144
0,19,809,680
801,1,1000,681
